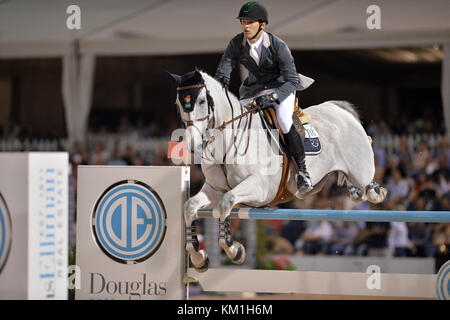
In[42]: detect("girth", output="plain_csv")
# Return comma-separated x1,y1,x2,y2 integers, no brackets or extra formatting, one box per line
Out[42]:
259,98,308,207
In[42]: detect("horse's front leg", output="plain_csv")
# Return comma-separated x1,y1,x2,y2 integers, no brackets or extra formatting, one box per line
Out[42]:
218,175,267,265
185,182,224,272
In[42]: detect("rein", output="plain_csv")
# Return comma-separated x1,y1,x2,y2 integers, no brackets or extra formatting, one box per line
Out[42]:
217,99,259,131
214,88,260,157
177,81,261,159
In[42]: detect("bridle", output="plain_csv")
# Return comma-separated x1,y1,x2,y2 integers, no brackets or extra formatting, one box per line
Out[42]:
176,81,262,158
177,83,215,138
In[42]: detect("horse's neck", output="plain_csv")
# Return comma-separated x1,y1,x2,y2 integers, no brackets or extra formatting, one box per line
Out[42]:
201,73,240,129
214,91,242,128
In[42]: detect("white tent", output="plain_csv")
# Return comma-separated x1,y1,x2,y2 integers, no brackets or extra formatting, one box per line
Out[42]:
0,0,449,142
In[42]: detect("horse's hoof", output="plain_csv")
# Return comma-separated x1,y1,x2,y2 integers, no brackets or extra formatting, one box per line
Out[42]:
231,242,246,265
194,256,209,273
190,249,209,272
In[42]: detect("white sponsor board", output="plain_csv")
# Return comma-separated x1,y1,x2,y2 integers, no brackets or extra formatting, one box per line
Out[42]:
75,166,188,300
0,152,68,299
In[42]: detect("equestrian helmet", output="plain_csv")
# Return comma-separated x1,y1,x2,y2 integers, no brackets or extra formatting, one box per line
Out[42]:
237,1,268,24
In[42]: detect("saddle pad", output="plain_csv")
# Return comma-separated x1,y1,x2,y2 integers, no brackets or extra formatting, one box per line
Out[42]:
303,123,322,155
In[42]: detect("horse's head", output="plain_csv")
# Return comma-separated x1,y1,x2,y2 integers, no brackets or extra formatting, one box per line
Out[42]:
168,69,215,155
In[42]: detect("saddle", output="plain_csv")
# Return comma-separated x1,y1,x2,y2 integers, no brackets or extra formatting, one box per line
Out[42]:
260,98,321,207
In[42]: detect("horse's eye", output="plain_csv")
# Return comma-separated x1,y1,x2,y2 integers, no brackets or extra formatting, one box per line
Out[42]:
199,99,206,105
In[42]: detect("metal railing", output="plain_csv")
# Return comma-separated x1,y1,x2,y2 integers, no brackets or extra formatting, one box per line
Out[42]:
0,133,446,159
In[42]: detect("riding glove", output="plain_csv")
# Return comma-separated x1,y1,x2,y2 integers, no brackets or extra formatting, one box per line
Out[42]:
255,94,277,110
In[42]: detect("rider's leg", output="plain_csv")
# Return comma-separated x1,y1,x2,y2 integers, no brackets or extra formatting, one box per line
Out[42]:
275,93,313,191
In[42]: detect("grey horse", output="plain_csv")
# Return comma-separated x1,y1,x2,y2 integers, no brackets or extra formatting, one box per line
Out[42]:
169,70,387,272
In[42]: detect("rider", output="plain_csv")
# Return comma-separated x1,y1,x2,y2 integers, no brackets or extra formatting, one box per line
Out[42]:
215,1,313,191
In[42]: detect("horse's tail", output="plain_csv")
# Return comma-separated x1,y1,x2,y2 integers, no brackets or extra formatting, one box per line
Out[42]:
328,100,361,124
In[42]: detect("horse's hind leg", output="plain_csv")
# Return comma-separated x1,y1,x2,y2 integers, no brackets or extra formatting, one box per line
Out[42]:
337,172,367,202
365,178,388,204
184,183,224,272
347,183,367,202
218,176,266,265
339,171,387,204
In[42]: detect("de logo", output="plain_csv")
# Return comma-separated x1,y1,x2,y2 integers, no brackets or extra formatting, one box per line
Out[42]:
0,192,12,274
92,180,167,264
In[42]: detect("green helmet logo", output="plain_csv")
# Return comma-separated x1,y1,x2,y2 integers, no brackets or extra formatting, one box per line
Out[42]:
243,1,257,13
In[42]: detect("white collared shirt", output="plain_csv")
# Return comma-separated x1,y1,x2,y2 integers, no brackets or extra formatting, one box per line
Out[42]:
247,31,264,64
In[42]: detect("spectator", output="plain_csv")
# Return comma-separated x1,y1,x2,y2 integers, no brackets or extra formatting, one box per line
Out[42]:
108,139,127,165
432,222,450,271
437,194,450,211
366,120,380,138
388,204,413,257
389,221,413,257
118,116,133,134
395,134,413,173
432,223,450,253
435,137,450,168
431,154,450,183
72,141,88,165
378,120,391,135
436,173,450,197
136,118,152,138
372,139,386,168
266,224,295,254
383,154,406,184
385,169,409,202
329,221,360,255
281,221,307,247
353,209,391,257
412,139,432,176
294,220,334,255
153,146,172,166
122,144,137,165
408,222,433,257
89,142,110,165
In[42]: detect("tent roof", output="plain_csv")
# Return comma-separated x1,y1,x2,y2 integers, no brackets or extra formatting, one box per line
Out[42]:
1,0,449,57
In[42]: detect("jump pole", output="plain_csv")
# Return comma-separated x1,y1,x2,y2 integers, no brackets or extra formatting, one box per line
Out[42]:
188,208,449,299
197,208,450,223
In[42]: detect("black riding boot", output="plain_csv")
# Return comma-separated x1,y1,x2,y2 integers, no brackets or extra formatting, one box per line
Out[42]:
283,124,313,191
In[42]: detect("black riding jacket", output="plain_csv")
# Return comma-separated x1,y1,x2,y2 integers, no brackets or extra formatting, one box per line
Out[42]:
215,32,306,103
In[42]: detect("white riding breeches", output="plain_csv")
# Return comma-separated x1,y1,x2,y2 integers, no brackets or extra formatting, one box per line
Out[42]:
240,89,295,134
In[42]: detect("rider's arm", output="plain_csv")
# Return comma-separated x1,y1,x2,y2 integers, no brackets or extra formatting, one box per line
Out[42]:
273,39,300,103
214,35,240,85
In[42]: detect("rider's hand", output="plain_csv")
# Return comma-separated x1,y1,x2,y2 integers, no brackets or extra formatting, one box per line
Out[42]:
255,94,277,110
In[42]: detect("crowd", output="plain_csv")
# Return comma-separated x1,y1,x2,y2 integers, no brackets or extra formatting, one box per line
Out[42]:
264,130,450,269
64,116,449,270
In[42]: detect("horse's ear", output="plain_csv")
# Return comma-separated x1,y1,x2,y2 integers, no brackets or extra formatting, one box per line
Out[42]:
166,71,181,86
193,68,204,82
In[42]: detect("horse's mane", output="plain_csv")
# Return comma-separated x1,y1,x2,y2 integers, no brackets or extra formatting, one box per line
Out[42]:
199,71,241,107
